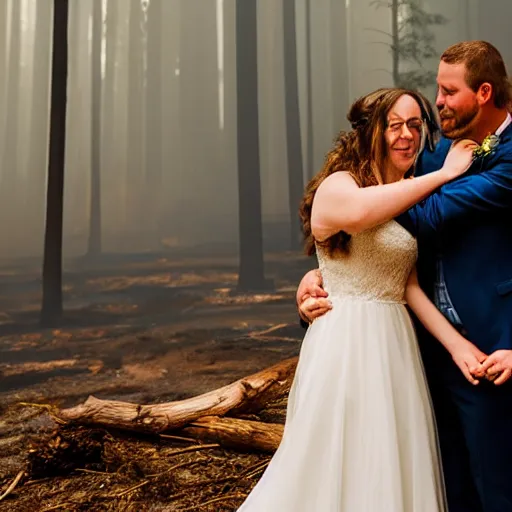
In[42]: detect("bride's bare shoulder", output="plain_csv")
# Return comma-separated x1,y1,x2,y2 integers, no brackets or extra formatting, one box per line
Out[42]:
316,171,359,197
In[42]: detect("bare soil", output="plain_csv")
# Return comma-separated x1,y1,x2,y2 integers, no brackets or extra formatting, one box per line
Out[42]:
0,250,312,511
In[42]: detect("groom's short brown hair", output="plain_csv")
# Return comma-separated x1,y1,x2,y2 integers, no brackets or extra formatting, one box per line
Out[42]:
441,41,512,109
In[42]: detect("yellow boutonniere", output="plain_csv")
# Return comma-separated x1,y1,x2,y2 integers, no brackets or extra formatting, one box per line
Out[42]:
473,134,500,158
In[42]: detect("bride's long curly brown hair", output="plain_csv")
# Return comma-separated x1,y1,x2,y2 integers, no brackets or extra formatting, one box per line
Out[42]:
299,87,440,256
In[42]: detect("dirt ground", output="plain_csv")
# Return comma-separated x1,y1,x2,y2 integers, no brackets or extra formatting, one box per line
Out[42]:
0,250,313,511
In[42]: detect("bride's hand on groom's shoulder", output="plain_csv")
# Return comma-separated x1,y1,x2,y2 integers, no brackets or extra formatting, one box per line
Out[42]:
451,341,488,385
442,139,479,180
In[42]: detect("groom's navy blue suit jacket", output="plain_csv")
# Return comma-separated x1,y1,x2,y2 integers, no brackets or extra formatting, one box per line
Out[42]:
398,125,512,356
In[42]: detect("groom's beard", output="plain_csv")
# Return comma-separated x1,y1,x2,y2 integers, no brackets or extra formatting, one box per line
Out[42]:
439,102,479,139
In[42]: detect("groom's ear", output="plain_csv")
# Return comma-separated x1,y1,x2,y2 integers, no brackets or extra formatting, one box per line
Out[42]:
476,82,493,106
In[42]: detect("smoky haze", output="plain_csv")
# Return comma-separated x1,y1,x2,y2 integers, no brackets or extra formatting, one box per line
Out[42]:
2,3,512,508
0,0,511,262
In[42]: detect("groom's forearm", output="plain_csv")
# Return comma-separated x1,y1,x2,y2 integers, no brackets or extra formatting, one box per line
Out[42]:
408,162,512,235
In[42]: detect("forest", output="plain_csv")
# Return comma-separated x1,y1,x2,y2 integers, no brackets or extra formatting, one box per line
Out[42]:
0,0,511,510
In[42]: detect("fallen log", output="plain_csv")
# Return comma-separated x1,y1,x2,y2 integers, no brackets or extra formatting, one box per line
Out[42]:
57,357,297,434
182,416,283,453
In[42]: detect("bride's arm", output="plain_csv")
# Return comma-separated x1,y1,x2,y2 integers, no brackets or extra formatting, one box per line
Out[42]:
311,140,476,240
312,168,454,240
404,266,486,384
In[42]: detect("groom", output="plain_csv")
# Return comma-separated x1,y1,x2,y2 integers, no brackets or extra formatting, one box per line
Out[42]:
296,41,512,512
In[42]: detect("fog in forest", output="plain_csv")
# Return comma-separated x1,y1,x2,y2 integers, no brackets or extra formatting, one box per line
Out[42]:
0,0,511,263
2,3,512,508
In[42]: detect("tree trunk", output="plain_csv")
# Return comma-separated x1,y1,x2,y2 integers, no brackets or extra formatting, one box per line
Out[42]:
305,0,314,181
236,0,268,291
159,0,181,238
145,0,163,249
391,0,400,86
26,0,52,244
1,1,21,219
126,0,145,240
329,0,349,134
41,0,69,327
0,1,8,155
283,0,304,251
182,416,283,453
102,0,121,238
178,2,220,247
87,0,102,259
57,357,297,441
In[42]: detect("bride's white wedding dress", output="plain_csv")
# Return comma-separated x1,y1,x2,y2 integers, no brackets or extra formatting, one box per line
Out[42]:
237,220,446,511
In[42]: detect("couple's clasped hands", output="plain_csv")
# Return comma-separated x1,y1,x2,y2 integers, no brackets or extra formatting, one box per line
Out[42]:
455,345,512,386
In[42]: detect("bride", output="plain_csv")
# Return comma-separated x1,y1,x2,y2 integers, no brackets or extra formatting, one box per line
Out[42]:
237,88,484,511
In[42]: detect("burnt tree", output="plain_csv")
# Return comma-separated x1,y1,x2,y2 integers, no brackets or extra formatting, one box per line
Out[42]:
236,1,268,291
283,0,305,250
41,0,69,326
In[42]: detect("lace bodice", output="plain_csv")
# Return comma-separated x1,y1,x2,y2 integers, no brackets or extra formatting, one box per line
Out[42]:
316,221,417,304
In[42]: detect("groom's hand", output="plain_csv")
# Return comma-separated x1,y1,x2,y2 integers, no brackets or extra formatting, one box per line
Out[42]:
299,295,332,323
297,269,331,323
478,350,512,385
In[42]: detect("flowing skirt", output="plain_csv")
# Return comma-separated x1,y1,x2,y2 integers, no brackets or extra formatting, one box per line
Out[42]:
237,298,446,511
